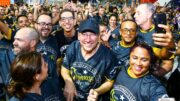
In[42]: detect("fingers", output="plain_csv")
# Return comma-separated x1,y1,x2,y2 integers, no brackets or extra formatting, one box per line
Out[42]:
158,24,171,32
64,90,75,101
87,89,98,101
152,24,173,48
153,34,172,47
63,82,77,101
152,33,171,41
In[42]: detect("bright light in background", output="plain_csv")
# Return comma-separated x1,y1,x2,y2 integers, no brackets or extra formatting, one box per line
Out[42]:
158,0,171,6
11,0,14,4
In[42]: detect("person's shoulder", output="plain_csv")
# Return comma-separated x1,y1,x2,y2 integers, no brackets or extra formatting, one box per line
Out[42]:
142,74,162,85
100,44,110,51
22,93,42,101
51,27,63,36
99,44,115,57
69,40,80,48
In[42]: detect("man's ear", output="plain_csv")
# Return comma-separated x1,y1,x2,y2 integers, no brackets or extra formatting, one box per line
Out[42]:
59,20,62,26
34,23,38,29
119,29,122,35
30,39,37,49
148,12,153,19
34,74,40,80
73,18,77,26
78,32,81,40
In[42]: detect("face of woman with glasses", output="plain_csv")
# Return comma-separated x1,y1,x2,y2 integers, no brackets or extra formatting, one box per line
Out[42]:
120,21,137,44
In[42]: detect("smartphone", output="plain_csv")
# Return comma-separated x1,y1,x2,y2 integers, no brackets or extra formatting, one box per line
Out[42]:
153,13,167,33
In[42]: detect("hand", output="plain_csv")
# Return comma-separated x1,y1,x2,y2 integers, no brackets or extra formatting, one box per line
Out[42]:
64,81,77,101
63,2,77,12
70,2,77,12
0,33,3,40
100,29,111,42
63,2,71,9
87,89,98,101
152,24,175,49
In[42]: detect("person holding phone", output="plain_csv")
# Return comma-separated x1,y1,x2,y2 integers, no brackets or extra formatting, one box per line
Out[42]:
134,3,175,77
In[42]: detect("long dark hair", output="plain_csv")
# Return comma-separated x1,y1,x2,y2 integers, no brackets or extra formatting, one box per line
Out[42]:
8,52,42,99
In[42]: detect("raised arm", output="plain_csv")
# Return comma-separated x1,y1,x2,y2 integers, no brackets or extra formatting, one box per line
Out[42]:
0,21,12,40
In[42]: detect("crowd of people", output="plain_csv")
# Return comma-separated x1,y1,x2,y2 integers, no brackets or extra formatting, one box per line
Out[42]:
0,0,179,101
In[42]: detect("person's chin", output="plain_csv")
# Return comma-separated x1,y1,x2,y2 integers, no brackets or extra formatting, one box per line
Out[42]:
83,47,93,52
13,51,20,55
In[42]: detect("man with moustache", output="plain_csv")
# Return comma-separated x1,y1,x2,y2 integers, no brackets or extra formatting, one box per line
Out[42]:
0,27,39,84
134,3,175,77
35,14,60,81
0,27,39,100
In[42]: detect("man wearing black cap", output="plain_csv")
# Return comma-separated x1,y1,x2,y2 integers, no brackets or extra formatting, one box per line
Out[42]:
61,18,119,101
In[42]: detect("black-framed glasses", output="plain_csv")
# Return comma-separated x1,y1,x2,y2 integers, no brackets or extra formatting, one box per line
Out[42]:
121,28,136,34
60,17,74,22
37,22,52,27
81,32,97,38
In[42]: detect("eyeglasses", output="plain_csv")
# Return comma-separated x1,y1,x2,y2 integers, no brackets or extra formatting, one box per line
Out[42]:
81,32,97,38
121,28,136,34
60,17,74,22
37,22,52,27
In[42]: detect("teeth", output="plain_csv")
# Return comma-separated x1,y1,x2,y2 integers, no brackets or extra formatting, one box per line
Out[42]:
42,30,49,32
65,26,70,29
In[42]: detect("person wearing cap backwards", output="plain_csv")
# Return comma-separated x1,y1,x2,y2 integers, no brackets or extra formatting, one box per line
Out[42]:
61,18,119,101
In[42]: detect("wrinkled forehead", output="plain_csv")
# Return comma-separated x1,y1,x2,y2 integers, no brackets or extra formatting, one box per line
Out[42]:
136,5,147,13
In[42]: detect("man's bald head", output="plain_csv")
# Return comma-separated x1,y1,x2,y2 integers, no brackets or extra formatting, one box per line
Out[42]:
13,27,39,55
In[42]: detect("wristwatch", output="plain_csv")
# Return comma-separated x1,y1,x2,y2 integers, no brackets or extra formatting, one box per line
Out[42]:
168,42,178,54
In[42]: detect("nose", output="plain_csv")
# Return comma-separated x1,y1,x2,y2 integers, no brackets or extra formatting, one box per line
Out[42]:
86,36,91,42
136,59,142,66
44,25,49,28
13,40,17,46
21,22,26,27
134,13,137,18
126,30,131,35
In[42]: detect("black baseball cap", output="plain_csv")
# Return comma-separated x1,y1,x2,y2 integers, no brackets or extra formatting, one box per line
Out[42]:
79,18,99,35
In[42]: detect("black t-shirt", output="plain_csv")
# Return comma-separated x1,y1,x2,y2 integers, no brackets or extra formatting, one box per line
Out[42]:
53,28,78,57
22,78,65,101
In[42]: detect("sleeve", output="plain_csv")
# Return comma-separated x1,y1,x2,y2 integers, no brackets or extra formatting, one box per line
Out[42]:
61,41,76,70
104,51,120,80
149,78,168,101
